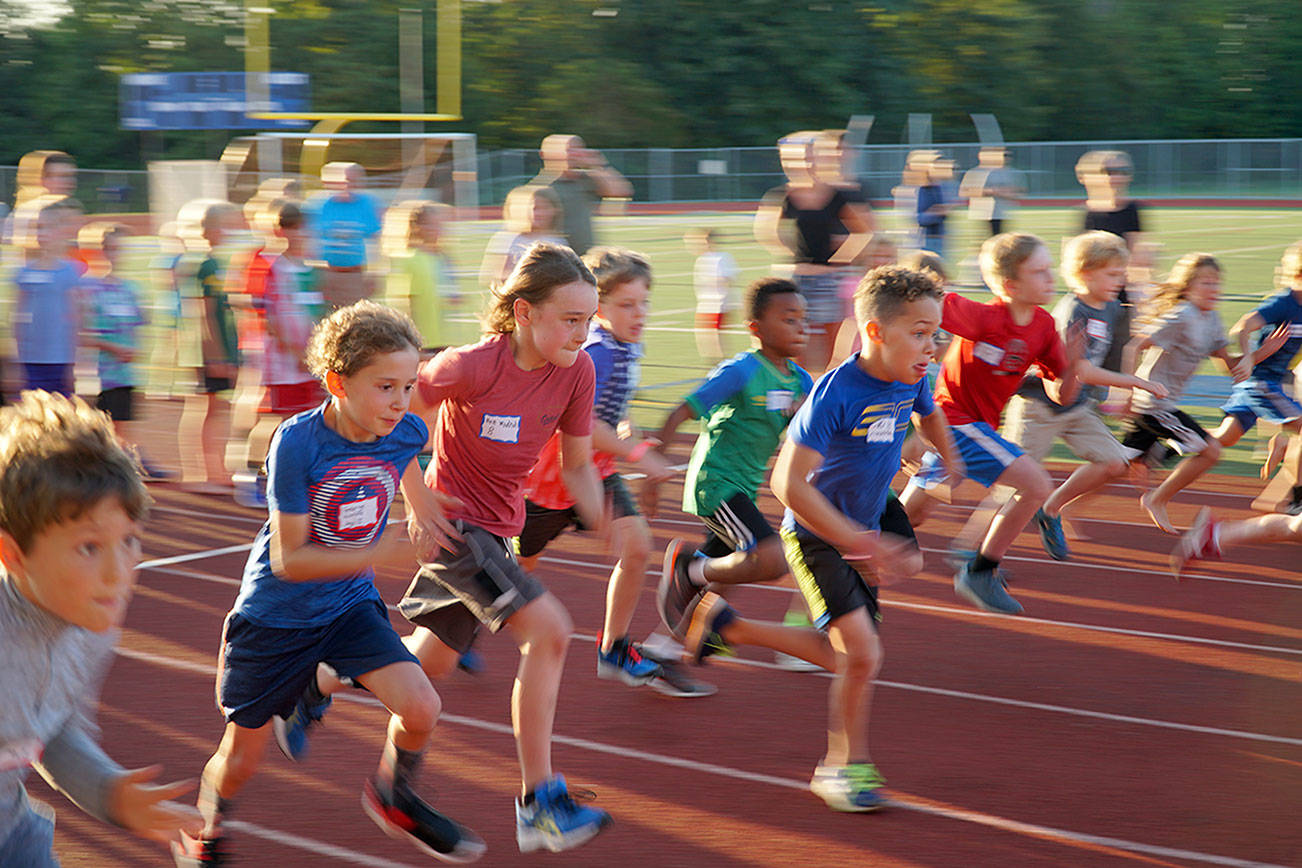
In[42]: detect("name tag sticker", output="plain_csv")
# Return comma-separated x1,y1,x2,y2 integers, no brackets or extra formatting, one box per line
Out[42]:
338,496,378,530
765,389,793,412
108,304,134,318
300,291,325,306
480,413,521,443
864,417,895,443
1086,319,1109,341
973,342,1005,366
1289,324,1302,338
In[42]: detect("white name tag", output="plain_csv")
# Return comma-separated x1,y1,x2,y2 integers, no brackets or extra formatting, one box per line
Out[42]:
973,342,1005,366
1086,318,1109,341
299,291,324,306
864,417,896,443
480,413,521,443
1289,324,1302,338
108,304,134,318
765,389,793,412
338,496,378,531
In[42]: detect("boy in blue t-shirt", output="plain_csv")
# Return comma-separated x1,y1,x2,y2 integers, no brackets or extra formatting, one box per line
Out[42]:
679,266,957,813
173,302,484,866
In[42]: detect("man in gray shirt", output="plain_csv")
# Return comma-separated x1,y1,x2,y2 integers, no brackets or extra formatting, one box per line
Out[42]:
961,147,1025,237
531,134,632,255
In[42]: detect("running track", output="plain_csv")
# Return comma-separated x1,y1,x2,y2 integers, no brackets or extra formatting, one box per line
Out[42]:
34,402,1302,867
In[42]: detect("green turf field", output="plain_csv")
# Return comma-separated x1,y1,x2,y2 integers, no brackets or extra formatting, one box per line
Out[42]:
34,204,1299,478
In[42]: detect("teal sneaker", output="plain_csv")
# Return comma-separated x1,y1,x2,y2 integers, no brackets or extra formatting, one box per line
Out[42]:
1035,509,1071,561
954,563,1023,615
810,762,888,812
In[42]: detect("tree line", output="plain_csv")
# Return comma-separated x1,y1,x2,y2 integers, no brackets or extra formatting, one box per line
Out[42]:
2,0,1299,170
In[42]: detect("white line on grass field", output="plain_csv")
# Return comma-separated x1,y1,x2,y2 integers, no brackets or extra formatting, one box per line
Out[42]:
111,646,1293,868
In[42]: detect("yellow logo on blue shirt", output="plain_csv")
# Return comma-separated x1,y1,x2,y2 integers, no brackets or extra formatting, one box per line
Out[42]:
851,400,912,443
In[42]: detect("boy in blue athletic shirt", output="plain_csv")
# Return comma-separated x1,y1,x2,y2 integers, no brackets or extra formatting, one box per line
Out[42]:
173,302,483,866
671,266,958,812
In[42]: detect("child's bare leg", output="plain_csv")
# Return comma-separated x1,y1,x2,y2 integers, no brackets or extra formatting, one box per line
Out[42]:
1220,512,1302,550
694,324,723,362
955,489,1008,553
600,516,651,651
504,593,572,794
179,392,209,483
1143,439,1223,534
823,609,882,766
357,661,441,753
717,616,834,670
402,625,462,682
1044,458,1127,518
899,478,941,527
699,536,788,586
981,456,1052,560
198,723,272,837
244,413,282,470
202,394,232,482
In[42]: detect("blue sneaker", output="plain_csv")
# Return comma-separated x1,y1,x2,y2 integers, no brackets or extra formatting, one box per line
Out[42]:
1035,509,1071,561
810,763,888,812
516,774,611,853
954,563,1023,615
273,684,332,761
596,636,662,686
457,647,485,675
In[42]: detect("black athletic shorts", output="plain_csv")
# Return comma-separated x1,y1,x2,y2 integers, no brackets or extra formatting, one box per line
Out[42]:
515,473,638,559
1121,409,1210,467
97,386,135,422
697,490,778,559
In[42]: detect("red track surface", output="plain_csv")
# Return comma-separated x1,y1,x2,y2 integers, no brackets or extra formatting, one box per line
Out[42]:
33,400,1302,868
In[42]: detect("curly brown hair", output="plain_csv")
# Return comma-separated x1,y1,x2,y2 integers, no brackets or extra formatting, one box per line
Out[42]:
0,391,148,553
305,300,423,382
854,265,943,326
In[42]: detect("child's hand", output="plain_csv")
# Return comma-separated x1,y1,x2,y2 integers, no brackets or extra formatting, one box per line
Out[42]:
114,346,136,363
407,491,464,560
635,446,674,485
640,479,661,519
1136,378,1167,399
108,766,202,844
1259,322,1291,365
1064,319,1087,363
1233,354,1254,383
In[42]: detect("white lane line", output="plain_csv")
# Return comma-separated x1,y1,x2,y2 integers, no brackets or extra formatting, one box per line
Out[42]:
222,820,421,868
112,646,1293,868
140,544,253,569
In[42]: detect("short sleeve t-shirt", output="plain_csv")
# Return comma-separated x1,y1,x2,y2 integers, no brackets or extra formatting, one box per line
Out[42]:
309,193,382,268
933,293,1067,427
86,276,146,390
13,260,81,365
233,405,428,628
693,251,740,315
1247,289,1302,383
1020,293,1123,412
1083,201,1143,239
683,350,813,516
1134,302,1229,412
783,356,934,535
779,187,850,264
263,256,325,386
198,254,240,367
418,334,595,537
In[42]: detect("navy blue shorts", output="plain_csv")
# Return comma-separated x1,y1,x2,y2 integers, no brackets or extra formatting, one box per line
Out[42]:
1221,379,1302,433
22,363,73,396
217,598,417,729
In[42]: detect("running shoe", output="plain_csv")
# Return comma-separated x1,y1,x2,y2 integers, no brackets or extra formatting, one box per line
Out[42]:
683,592,735,665
171,831,227,866
954,563,1023,615
647,657,718,697
362,777,486,863
1170,506,1220,579
810,762,888,812
457,647,485,675
596,636,662,686
1034,509,1071,561
515,774,611,853
657,538,701,637
272,683,332,762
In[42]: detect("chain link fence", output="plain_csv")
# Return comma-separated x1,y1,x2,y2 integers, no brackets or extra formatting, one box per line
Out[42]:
3,138,1301,215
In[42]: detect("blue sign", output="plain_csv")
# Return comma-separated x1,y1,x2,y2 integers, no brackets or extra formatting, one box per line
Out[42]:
120,72,310,130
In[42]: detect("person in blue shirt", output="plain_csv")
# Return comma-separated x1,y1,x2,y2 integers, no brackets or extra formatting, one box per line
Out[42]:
674,266,958,814
307,162,382,310
1155,241,1302,517
172,302,484,866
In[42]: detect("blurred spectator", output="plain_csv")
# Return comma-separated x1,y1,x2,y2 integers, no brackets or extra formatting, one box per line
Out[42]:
177,200,243,492
306,161,381,309
15,150,77,209
381,200,461,353
754,131,872,374
531,134,631,255
12,196,83,396
479,185,566,288
960,147,1025,237
916,156,956,259
686,227,739,363
1078,149,1146,369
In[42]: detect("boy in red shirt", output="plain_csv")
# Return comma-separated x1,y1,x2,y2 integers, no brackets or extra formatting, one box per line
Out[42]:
900,233,1081,615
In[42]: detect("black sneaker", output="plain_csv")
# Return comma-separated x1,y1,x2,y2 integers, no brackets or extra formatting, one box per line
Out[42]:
683,592,736,665
648,657,718,697
657,538,701,638
171,831,227,866
362,777,486,863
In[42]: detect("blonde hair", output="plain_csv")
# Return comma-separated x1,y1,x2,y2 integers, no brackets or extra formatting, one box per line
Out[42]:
503,185,561,235
11,194,77,251
77,221,130,252
582,246,652,297
1277,241,1302,290
979,233,1046,299
1146,252,1220,322
1061,230,1130,290
484,242,595,334
306,300,422,381
0,391,148,553
382,199,451,257
15,150,75,209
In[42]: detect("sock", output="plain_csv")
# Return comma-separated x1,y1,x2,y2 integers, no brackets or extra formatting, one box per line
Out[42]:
1290,484,1302,505
687,557,707,585
198,776,233,836
304,671,327,705
970,554,999,574
378,741,423,801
